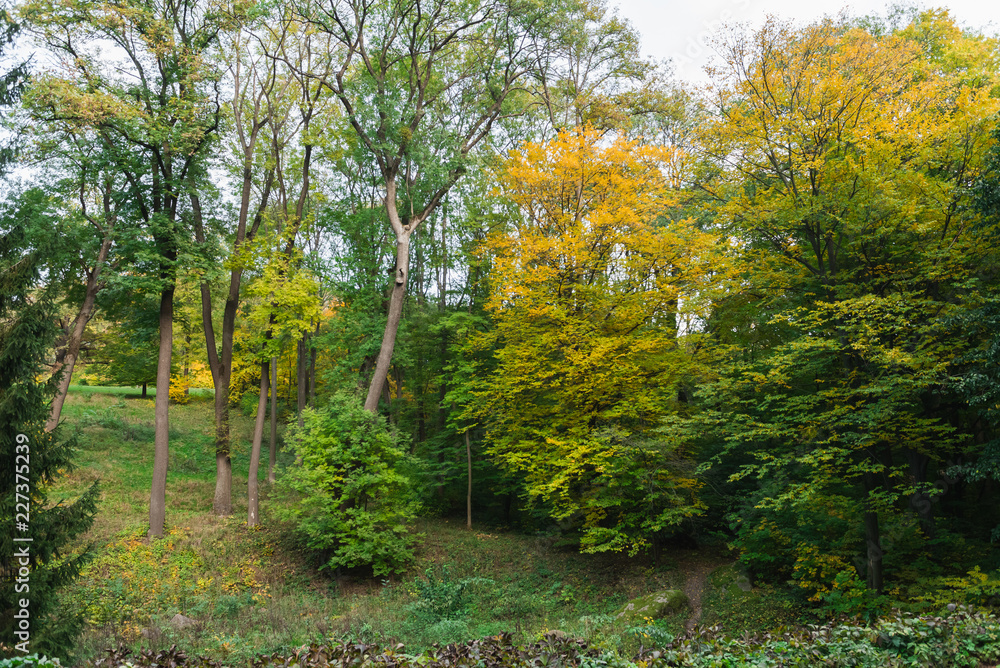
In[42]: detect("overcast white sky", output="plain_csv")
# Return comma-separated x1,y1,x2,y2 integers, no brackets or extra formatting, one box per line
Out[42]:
612,0,999,83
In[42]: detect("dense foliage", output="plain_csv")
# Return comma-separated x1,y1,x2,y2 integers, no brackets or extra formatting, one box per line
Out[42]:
0,210,99,657
275,392,420,576
459,128,716,555
6,0,1000,657
53,609,1000,668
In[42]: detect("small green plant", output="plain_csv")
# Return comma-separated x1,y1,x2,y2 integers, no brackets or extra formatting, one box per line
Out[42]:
0,657,63,668
406,565,494,624
624,621,673,649
215,592,254,619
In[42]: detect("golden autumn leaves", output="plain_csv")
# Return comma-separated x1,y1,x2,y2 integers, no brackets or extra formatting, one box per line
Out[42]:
463,10,1000,562
461,128,718,553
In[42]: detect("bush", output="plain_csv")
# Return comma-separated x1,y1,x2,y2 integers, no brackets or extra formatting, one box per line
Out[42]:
275,391,421,576
406,565,494,624
168,376,190,405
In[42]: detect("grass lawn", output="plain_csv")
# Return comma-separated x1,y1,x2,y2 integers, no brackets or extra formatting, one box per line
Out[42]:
51,390,765,665
67,385,215,398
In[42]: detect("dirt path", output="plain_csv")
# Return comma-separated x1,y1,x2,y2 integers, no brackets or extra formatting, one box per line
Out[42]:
675,556,730,633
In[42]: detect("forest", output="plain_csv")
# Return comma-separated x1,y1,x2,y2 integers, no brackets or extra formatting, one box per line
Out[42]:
3,0,1000,664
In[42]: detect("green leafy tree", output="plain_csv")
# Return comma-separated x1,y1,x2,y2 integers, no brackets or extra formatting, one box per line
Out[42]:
1,212,99,659
949,122,1000,524
301,0,573,413
694,12,1000,595
87,287,162,395
21,0,229,538
243,230,322,527
275,391,420,576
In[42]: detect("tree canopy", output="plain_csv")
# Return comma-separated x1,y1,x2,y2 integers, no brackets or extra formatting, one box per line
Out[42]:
7,4,1000,652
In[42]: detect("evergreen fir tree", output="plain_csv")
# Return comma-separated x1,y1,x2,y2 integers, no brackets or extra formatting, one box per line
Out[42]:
0,4,99,658
1,214,101,659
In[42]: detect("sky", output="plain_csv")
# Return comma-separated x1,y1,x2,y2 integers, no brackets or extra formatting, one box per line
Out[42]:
612,0,999,83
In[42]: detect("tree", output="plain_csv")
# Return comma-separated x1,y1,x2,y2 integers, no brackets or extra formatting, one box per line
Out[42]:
243,231,321,527
43,160,118,430
0,1,27,168
0,180,114,424
0,209,99,659
193,14,280,517
301,0,563,412
22,0,230,537
694,13,1000,594
0,10,98,655
459,128,718,554
84,301,162,403
14,133,130,429
528,0,664,135
948,122,1000,527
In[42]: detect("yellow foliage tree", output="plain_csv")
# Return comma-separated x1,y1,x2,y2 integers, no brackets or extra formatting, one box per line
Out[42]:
463,127,723,554
695,12,1000,594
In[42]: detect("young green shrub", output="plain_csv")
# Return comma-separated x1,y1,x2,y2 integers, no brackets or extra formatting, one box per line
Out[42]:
405,565,494,624
275,392,421,576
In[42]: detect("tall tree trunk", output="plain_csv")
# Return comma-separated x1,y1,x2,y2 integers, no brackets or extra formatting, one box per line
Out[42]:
365,233,410,411
466,430,472,529
149,285,174,539
417,397,426,445
47,214,114,431
211,378,232,515
862,471,884,592
46,278,100,430
297,333,307,429
382,378,393,413
309,321,318,408
182,332,190,386
437,209,449,482
198,266,235,516
440,201,448,310
357,355,374,393
248,357,269,527
193,177,270,517
905,448,934,538
268,356,278,484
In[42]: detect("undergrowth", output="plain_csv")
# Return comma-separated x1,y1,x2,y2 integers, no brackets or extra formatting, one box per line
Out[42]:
49,391,1000,665
51,393,686,663
10,610,999,668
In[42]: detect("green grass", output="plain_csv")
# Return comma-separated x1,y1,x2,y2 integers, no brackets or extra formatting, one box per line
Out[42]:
68,384,215,398
51,392,793,664
698,564,801,635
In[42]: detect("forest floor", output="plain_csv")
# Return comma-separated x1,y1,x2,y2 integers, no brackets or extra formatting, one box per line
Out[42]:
51,389,802,665
675,554,729,632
